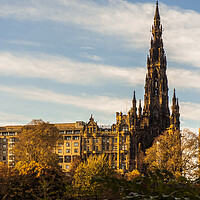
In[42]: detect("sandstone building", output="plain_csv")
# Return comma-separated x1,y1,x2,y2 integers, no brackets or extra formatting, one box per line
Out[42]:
0,2,180,173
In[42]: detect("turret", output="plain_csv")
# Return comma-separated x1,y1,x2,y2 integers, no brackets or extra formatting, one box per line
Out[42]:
138,99,142,117
132,91,137,116
171,89,180,130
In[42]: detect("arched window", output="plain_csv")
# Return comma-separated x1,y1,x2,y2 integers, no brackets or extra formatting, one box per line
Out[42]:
154,78,158,95
153,108,158,120
153,69,159,96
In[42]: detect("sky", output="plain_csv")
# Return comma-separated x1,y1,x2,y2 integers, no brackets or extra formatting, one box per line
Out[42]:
0,0,199,134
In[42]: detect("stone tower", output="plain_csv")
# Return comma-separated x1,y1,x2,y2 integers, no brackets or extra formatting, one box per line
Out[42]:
143,1,170,134
127,1,180,171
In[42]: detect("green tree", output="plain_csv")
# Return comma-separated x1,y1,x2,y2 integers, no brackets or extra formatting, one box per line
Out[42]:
145,127,198,179
73,154,116,199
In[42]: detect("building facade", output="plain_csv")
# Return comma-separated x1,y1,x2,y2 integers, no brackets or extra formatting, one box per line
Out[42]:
0,2,180,174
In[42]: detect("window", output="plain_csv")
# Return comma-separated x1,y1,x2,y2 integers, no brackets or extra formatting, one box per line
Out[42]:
112,164,117,169
106,138,109,143
65,136,71,140
66,149,70,153
122,137,126,143
121,163,126,170
3,144,7,148
122,126,128,132
84,138,89,143
2,138,6,142
9,132,15,136
87,146,89,151
66,165,70,169
122,145,127,151
102,138,105,143
94,138,98,143
121,154,127,161
106,145,109,151
112,146,117,151
102,145,105,151
9,138,15,142
154,76,159,96
2,132,8,136
93,146,98,151
74,142,79,147
58,156,63,163
66,142,70,147
58,149,62,153
59,131,64,134
58,143,62,147
66,131,72,134
73,136,79,140
3,150,6,154
124,154,127,161
9,156,14,161
64,156,71,163
74,130,80,134
9,144,14,148
3,156,6,161
9,150,13,154
74,149,78,153
113,138,117,143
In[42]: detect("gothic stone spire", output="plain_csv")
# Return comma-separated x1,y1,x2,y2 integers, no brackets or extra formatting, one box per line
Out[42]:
143,1,170,131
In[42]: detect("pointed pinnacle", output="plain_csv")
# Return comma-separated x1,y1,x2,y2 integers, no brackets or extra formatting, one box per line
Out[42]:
177,98,179,107
133,90,136,100
154,1,160,20
139,99,141,107
172,88,176,105
173,88,176,99
90,114,93,120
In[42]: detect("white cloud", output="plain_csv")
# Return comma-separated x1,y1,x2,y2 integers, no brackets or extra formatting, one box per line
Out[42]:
180,102,200,122
0,52,145,86
0,52,199,89
0,111,28,125
0,85,131,114
8,40,41,46
0,84,199,125
80,52,103,61
0,84,199,128
168,68,200,89
0,0,200,69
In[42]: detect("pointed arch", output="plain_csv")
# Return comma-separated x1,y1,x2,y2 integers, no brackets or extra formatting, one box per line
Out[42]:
153,69,159,96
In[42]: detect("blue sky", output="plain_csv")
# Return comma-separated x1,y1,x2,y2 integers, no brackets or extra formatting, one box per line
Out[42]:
0,0,199,134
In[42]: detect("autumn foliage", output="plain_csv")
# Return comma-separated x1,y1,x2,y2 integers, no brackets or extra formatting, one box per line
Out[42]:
0,122,199,199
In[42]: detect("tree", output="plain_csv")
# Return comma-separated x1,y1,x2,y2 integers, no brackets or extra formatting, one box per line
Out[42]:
145,127,199,179
73,154,116,199
181,129,199,179
145,127,182,174
125,169,140,181
69,155,83,178
14,121,61,174
11,121,67,199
